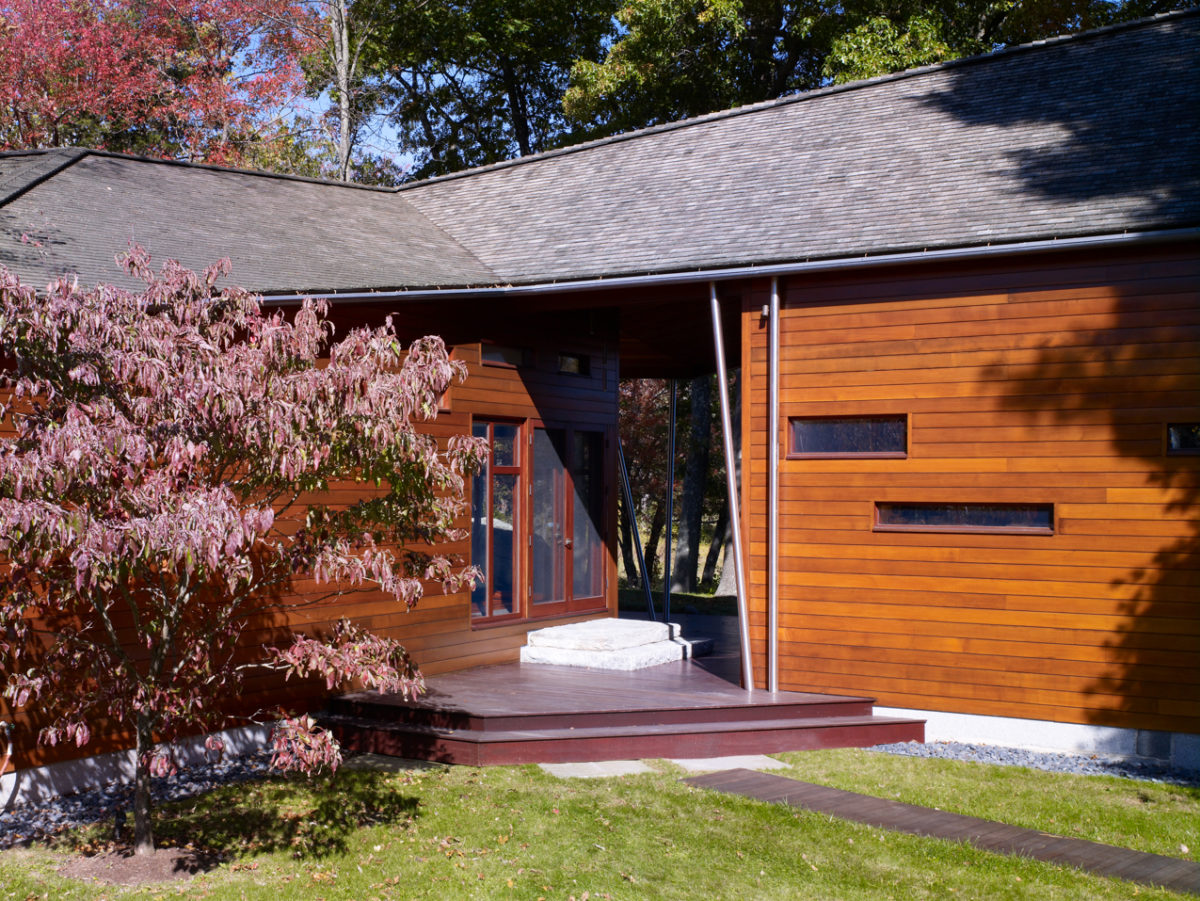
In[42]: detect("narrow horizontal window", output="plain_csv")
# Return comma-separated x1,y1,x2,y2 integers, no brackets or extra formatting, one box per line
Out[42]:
875,502,1054,534
789,415,907,457
1166,423,1200,455
558,352,591,376
481,344,529,368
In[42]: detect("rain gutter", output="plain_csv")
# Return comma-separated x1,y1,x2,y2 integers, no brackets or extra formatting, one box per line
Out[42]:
260,229,1198,304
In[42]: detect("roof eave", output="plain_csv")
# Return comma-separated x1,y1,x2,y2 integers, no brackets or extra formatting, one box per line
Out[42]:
258,227,1200,304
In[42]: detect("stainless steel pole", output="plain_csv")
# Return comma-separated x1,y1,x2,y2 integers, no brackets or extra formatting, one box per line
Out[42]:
710,282,754,691
768,277,780,693
663,379,676,624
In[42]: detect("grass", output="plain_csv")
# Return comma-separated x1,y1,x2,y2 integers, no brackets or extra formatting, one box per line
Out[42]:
617,588,737,616
1,749,1197,899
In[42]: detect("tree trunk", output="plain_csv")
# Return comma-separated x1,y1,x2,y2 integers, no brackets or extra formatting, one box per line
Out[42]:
501,58,532,156
618,490,639,589
132,713,155,855
701,499,729,588
671,375,711,593
642,502,665,589
330,0,355,181
714,539,737,596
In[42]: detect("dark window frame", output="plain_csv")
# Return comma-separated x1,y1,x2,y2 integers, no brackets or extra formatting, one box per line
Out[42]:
787,414,908,459
480,343,531,369
874,502,1055,535
557,352,592,376
1166,422,1200,456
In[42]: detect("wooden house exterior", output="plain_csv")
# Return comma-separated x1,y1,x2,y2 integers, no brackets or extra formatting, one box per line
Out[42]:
0,9,1197,787
737,242,1199,741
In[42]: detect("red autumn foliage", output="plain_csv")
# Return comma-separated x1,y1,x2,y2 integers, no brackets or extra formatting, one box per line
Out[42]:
0,0,318,164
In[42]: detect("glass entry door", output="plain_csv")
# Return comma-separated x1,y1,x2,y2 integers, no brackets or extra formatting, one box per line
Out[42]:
530,428,606,614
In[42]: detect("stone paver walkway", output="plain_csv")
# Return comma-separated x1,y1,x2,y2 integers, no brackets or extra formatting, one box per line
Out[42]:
670,754,788,772
684,768,1200,895
540,754,788,779
540,760,654,778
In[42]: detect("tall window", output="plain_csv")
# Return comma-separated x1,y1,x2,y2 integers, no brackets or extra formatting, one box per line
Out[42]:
471,421,608,622
471,421,522,619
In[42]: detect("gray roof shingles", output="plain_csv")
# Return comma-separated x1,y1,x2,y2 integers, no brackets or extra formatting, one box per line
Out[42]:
0,153,495,293
0,11,1196,294
401,11,1199,284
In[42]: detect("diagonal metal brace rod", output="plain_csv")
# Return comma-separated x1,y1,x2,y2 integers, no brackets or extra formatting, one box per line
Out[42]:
618,437,657,621
710,282,754,691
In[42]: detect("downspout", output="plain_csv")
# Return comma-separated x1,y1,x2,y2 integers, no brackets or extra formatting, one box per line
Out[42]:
710,282,754,691
768,278,780,692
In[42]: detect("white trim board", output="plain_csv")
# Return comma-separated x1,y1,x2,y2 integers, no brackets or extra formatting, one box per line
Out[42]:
1,724,272,812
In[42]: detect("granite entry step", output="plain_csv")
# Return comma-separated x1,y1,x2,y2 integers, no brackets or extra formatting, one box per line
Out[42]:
519,618,713,670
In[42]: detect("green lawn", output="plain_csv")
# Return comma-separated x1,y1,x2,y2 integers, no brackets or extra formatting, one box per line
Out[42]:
617,588,737,617
1,750,1196,899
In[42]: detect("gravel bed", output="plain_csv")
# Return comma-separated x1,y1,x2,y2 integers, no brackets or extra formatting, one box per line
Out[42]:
0,751,273,850
870,740,1199,786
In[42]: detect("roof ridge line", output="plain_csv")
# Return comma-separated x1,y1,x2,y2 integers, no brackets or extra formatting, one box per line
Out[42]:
24,147,405,193
398,7,1199,192
0,148,89,206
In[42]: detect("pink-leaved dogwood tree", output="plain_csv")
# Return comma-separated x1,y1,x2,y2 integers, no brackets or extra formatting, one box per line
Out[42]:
0,248,485,854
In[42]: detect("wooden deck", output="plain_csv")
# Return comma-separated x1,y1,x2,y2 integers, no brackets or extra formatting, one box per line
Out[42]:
685,769,1200,895
321,659,923,765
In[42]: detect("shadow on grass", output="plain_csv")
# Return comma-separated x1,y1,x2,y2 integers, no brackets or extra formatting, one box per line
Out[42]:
618,588,737,617
150,770,421,859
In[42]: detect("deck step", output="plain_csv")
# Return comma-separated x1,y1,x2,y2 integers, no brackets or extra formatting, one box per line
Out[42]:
327,693,877,731
317,660,925,767
323,712,925,766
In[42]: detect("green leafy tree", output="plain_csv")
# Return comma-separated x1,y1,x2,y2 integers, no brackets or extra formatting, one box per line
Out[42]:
564,0,1164,133
365,0,619,179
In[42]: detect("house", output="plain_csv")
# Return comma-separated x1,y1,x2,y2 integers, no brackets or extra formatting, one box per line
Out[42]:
1,9,1197,790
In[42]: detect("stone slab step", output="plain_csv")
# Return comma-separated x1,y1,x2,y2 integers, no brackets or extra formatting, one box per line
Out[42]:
520,636,712,670
521,618,711,670
524,618,678,650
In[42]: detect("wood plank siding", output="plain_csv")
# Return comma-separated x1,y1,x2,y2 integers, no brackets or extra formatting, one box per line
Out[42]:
1,318,620,772
739,244,1200,734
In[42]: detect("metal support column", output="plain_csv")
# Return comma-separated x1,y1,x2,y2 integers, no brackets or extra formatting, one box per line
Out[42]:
768,277,780,692
710,282,754,691
618,438,657,621
663,379,677,624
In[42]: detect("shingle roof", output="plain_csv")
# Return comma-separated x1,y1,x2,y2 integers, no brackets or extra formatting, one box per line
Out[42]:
0,148,87,206
401,10,1200,284
0,152,494,293
0,11,1196,294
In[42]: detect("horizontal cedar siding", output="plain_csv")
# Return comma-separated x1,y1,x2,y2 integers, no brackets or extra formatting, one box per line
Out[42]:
1,333,619,772
741,245,1200,734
